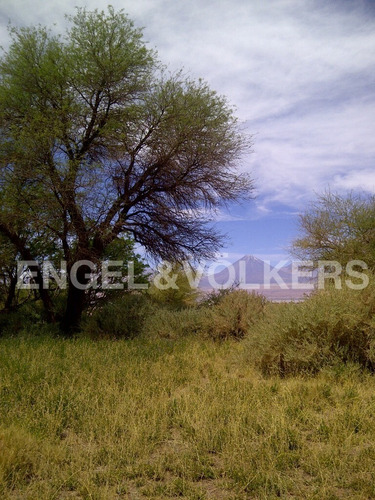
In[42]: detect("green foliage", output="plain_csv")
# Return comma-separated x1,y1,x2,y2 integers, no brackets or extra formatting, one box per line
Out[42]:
143,289,266,341
199,290,266,340
0,301,46,336
67,6,154,96
85,235,150,308
147,263,200,309
246,284,375,376
142,306,203,339
291,191,375,268
0,234,18,310
198,283,239,307
0,6,252,331
82,293,151,339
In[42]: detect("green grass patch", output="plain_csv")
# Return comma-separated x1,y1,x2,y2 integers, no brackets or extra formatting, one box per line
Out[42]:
1,333,375,498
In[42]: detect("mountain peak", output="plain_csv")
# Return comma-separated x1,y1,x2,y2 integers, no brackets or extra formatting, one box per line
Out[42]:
239,254,263,263
199,254,294,288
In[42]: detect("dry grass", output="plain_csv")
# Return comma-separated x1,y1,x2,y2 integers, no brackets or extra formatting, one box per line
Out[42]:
0,333,375,499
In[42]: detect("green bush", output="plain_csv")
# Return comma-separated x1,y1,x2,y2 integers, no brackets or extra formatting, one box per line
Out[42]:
148,264,201,309
142,290,266,341
82,293,151,339
246,284,375,376
0,302,45,336
141,306,203,339
198,284,238,307
199,290,266,340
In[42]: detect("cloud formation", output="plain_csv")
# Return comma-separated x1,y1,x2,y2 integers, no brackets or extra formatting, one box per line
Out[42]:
1,0,374,218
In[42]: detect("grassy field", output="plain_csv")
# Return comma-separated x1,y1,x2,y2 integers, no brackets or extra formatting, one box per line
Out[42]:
1,333,375,499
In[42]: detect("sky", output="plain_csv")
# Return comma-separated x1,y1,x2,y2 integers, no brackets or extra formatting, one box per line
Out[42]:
1,0,374,264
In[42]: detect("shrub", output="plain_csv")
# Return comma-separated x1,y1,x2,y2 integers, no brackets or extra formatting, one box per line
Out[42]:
198,284,238,307
82,293,151,339
199,290,266,340
246,284,375,376
148,264,201,309
142,290,266,341
0,302,45,337
141,306,203,339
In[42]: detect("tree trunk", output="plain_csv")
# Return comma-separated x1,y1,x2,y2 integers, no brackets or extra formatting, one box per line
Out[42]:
24,261,56,323
61,262,92,335
0,224,56,323
4,271,17,311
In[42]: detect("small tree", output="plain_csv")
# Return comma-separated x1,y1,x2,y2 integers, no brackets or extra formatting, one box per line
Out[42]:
291,191,375,269
0,7,253,333
148,263,201,309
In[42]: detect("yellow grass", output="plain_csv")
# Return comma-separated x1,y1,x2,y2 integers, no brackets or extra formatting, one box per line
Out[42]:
0,334,375,499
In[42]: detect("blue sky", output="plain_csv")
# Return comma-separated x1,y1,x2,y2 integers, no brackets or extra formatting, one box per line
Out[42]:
1,0,374,264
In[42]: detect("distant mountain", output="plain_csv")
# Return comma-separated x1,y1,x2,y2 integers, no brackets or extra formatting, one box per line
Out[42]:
199,254,313,289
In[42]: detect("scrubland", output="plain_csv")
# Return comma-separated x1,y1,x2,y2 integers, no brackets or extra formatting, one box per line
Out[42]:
1,284,375,499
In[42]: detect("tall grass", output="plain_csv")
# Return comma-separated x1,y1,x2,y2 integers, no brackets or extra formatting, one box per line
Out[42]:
1,333,375,499
142,289,266,341
2,282,375,497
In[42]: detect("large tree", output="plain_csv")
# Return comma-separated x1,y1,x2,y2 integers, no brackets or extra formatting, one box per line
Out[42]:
0,7,253,333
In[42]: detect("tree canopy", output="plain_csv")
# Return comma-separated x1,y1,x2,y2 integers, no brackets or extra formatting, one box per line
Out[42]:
0,7,253,332
291,191,375,269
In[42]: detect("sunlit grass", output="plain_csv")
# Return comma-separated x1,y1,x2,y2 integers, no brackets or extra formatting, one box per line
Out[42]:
1,334,375,499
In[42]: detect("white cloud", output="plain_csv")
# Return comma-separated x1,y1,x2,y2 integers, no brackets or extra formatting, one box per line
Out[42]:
333,170,375,193
251,96,375,208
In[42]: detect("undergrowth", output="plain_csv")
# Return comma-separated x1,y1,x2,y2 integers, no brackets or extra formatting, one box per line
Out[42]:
244,284,375,376
2,282,375,497
0,335,375,499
